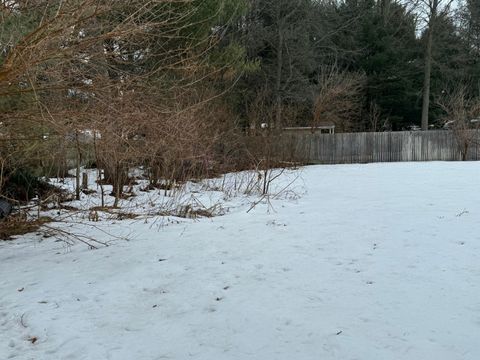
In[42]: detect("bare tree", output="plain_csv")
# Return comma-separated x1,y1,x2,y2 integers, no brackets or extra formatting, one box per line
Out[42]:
438,84,480,160
312,65,365,132
245,0,316,129
368,101,384,133
418,0,455,130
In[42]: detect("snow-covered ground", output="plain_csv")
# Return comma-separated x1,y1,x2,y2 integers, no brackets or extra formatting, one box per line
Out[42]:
1,162,479,360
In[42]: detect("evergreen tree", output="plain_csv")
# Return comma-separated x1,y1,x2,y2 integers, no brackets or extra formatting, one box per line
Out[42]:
325,0,422,130
240,0,317,128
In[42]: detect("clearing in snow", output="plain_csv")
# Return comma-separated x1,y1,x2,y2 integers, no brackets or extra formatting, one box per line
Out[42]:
0,162,479,360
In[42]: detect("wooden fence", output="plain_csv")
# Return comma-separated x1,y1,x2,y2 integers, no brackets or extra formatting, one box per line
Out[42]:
272,130,480,164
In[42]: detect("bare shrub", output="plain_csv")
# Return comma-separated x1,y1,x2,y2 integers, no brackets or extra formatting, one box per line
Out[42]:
244,87,304,195
1,0,246,201
312,65,365,132
438,85,480,160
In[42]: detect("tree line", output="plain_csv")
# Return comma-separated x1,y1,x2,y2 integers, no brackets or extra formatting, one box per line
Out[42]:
0,0,479,201
233,0,480,132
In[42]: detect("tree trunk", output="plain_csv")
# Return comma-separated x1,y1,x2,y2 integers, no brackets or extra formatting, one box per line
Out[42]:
92,132,104,207
81,172,88,190
75,131,81,200
421,0,438,131
462,141,469,161
421,30,433,131
275,27,284,129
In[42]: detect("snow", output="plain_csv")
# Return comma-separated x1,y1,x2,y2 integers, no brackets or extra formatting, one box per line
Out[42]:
1,162,479,360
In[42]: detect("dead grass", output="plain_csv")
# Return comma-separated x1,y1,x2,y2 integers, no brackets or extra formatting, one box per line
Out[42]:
0,216,53,240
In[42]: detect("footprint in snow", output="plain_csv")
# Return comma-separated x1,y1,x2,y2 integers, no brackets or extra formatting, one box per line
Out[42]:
72,294,88,302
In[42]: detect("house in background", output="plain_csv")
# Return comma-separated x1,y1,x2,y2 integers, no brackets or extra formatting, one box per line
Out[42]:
283,122,335,135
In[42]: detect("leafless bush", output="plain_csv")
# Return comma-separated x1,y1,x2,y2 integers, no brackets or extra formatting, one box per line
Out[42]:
312,65,365,132
246,86,275,133
438,85,480,160
242,85,307,195
1,0,246,200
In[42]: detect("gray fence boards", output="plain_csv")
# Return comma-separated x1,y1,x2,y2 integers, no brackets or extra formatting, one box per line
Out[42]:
276,130,480,164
